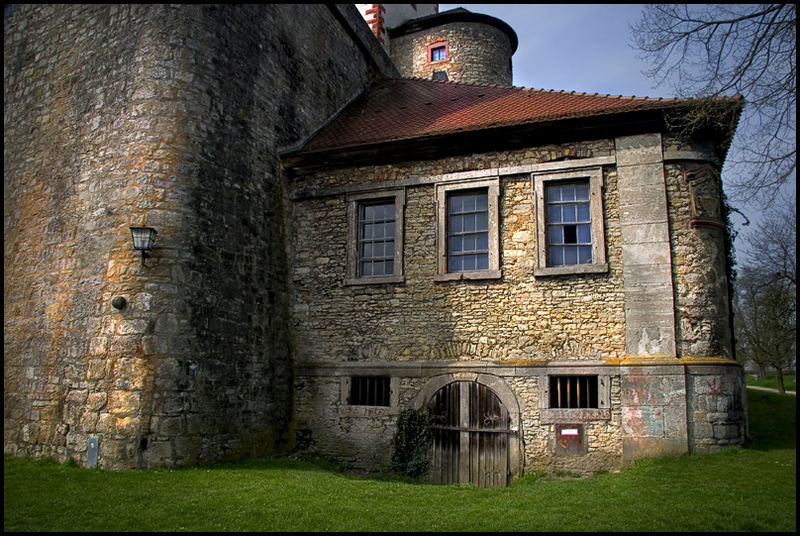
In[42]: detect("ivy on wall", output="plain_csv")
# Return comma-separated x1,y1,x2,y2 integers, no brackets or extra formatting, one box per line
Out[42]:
390,409,431,477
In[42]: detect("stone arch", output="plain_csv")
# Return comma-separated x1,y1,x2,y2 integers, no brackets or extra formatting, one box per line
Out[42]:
413,372,524,480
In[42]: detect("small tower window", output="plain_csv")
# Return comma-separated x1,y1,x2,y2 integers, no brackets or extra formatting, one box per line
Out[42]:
432,70,448,81
429,42,448,62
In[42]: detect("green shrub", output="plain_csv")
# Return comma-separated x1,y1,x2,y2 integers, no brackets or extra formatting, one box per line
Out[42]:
390,408,431,477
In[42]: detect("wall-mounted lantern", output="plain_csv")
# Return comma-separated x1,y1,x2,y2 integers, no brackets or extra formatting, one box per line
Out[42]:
129,226,157,267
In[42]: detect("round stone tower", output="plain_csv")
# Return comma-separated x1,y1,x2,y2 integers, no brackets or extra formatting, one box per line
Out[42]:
387,7,518,86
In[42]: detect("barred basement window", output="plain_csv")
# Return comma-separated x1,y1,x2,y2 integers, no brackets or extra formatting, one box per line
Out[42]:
549,376,598,409
349,376,391,406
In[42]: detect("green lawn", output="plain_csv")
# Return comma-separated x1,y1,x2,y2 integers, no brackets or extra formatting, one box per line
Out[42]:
746,374,797,393
4,390,796,532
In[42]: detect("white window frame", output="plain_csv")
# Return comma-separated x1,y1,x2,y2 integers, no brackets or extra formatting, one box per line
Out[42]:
434,177,501,281
533,167,608,276
345,189,405,285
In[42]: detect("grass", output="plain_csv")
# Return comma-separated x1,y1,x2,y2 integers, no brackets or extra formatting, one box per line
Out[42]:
4,390,796,532
746,374,797,393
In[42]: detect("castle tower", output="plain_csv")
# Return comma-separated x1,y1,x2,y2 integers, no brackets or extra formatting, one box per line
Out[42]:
387,7,518,86
357,5,518,86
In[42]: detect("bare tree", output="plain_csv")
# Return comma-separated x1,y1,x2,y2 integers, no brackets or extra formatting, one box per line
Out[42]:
733,199,796,392
631,4,796,207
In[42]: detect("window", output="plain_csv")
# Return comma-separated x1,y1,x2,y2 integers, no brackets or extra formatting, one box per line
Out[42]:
549,376,599,409
534,167,608,276
541,371,610,423
346,189,405,284
545,180,592,266
435,178,500,281
428,42,448,62
432,70,449,81
447,189,489,272
348,376,391,407
359,201,395,277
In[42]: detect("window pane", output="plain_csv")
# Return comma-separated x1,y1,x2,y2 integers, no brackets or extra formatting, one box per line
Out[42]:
564,246,578,265
476,253,489,270
476,193,488,211
548,204,562,223
448,235,462,254
361,261,373,276
449,214,463,233
577,203,590,222
546,185,561,202
449,255,463,272
449,195,462,213
477,233,488,250
561,184,575,201
549,225,563,245
476,211,488,231
385,260,394,275
563,225,577,244
575,183,590,201
579,246,592,264
464,194,477,212
549,246,564,266
562,205,576,223
463,213,474,232
578,224,591,243
463,234,476,252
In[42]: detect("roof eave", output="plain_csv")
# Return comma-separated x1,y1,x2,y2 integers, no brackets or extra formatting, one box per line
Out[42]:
282,107,676,175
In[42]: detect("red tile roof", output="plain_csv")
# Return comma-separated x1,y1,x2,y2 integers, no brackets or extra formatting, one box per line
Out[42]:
298,78,684,154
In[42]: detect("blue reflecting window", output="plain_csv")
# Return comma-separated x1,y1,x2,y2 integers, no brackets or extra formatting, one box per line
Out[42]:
545,181,592,266
430,45,447,62
447,189,489,272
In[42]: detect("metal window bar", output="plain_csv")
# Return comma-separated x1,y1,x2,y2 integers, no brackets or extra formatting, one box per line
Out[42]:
550,376,598,408
350,376,390,406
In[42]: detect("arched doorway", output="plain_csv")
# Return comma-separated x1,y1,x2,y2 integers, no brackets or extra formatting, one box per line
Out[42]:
427,380,512,487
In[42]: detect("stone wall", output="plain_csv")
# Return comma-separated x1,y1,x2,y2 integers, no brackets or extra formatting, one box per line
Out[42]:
290,141,625,367
4,4,382,469
389,21,514,85
289,134,746,477
664,160,734,359
290,140,628,474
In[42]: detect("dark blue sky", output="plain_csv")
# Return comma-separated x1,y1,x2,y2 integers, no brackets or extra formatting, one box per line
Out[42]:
441,4,665,97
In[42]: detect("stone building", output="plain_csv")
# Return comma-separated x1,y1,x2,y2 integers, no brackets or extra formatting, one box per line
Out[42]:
4,4,746,485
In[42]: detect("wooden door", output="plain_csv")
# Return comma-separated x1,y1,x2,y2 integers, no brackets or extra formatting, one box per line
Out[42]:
427,381,510,487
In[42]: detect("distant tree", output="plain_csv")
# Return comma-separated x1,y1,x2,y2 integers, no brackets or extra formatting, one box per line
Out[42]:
733,200,796,392
631,4,796,207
